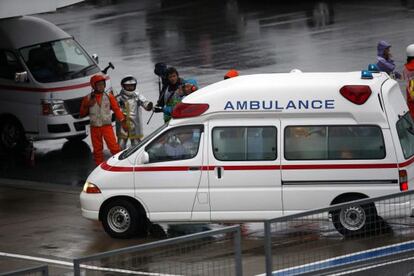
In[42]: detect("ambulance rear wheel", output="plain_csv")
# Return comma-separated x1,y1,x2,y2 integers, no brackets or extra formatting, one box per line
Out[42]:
102,199,148,239
331,198,377,237
0,117,26,152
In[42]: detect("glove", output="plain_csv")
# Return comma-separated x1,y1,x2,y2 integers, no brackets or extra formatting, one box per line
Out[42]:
153,105,163,113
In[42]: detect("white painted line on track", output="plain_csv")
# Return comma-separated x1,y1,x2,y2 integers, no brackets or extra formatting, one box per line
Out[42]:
0,251,182,276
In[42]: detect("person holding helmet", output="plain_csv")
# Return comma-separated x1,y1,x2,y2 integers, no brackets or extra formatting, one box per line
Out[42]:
163,79,198,122
376,41,401,79
116,75,153,149
224,69,239,80
403,44,414,118
153,67,184,117
80,74,126,166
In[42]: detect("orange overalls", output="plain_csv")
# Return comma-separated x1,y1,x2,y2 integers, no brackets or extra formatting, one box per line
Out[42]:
80,92,125,165
403,60,414,119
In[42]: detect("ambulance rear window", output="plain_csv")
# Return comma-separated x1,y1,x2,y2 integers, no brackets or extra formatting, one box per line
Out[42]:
396,113,414,159
284,125,385,160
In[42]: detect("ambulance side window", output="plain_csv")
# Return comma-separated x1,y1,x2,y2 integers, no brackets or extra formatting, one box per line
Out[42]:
396,113,414,159
212,126,277,161
285,125,385,160
146,125,203,163
0,50,23,80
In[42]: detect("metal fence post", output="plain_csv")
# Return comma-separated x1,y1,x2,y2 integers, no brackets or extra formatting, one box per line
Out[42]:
264,221,272,276
42,265,49,276
234,226,243,276
73,258,81,276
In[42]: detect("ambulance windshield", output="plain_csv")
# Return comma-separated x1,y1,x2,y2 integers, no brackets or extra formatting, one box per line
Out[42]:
119,123,168,160
396,113,414,159
20,38,99,83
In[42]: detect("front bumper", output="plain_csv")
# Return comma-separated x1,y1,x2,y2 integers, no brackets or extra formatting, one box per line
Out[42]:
80,191,104,221
37,114,89,140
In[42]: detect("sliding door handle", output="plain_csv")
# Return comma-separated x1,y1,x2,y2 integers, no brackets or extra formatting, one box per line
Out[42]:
188,166,200,171
216,167,223,179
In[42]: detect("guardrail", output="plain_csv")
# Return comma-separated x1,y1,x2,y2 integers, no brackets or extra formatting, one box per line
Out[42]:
263,190,414,276
0,265,48,276
74,225,242,276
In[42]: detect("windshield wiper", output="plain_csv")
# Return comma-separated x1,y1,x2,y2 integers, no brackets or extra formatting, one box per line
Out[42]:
71,64,96,78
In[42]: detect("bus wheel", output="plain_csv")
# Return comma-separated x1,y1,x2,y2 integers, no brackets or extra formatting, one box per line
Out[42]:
0,117,26,152
102,199,148,239
331,199,377,237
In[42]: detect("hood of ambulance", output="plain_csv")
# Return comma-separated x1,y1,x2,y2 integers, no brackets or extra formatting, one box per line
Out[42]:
182,72,390,127
86,150,132,186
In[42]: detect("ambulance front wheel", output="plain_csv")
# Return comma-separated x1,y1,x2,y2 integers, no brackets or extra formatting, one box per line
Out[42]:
101,199,148,239
331,200,377,237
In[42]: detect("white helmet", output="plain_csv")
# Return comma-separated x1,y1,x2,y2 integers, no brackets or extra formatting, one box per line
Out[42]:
121,75,137,91
407,44,414,57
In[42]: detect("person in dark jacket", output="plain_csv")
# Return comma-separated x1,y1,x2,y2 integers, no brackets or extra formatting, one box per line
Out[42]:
154,67,184,119
376,40,401,79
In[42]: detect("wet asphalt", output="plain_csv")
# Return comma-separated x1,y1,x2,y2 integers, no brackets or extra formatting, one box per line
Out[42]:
1,0,414,275
2,0,414,185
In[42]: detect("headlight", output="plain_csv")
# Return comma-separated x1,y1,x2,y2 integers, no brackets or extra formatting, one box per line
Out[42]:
41,99,68,116
83,181,101,194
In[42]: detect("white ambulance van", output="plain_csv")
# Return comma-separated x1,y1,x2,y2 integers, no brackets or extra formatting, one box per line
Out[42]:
0,16,107,150
80,69,414,238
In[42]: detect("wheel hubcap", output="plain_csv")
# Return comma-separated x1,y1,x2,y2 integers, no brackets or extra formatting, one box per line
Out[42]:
107,206,131,233
340,205,366,231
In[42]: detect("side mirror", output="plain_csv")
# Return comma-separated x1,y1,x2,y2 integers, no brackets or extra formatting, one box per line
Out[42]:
92,54,99,64
15,71,28,83
139,151,149,164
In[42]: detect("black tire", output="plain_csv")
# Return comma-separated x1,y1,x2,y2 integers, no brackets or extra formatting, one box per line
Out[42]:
0,117,27,152
148,223,167,239
331,198,377,237
101,199,148,239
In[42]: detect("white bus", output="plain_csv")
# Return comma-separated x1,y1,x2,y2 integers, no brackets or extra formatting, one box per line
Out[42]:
0,16,111,150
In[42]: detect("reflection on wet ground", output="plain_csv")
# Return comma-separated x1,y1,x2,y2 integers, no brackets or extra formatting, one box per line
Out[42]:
0,139,94,185
1,0,414,274
1,0,413,184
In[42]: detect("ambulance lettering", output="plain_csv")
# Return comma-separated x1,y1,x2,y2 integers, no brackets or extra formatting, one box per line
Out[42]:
224,99,335,111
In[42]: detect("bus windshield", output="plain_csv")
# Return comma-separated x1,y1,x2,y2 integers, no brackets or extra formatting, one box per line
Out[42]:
20,38,100,83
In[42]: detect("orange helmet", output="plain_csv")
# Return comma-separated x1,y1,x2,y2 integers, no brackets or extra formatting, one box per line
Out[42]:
224,69,239,79
90,74,106,89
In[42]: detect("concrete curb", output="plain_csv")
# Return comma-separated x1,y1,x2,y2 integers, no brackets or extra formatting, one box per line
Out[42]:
0,177,82,194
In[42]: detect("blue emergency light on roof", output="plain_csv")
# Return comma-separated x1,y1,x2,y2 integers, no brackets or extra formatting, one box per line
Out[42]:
368,64,380,72
361,70,373,79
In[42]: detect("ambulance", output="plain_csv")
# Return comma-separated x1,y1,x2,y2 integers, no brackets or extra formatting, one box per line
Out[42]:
80,68,414,238
0,16,109,151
